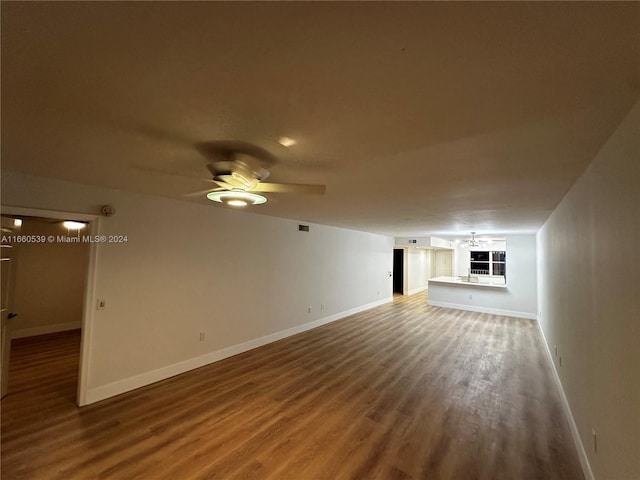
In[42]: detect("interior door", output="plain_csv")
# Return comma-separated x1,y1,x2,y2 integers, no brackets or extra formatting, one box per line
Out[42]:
1,215,21,398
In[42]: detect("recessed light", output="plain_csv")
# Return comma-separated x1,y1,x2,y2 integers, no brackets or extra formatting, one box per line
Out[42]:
63,221,86,230
278,136,296,147
206,191,267,206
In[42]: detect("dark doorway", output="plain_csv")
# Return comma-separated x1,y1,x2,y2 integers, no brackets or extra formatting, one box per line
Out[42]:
393,248,404,294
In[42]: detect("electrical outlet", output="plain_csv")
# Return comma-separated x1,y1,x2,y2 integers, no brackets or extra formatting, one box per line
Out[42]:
97,298,106,310
199,332,205,342
308,306,312,313
468,294,473,300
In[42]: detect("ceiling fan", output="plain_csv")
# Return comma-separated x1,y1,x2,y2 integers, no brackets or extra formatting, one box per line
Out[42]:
135,135,327,207
200,141,325,207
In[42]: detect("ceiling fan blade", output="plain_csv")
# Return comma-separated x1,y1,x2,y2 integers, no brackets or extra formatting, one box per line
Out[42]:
251,182,326,194
131,164,222,186
197,141,277,167
206,162,236,177
212,180,234,190
135,125,196,147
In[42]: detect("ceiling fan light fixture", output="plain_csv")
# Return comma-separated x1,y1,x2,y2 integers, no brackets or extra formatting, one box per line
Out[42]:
206,190,267,207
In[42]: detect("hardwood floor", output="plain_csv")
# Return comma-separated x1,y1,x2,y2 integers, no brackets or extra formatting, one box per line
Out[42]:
1,293,583,479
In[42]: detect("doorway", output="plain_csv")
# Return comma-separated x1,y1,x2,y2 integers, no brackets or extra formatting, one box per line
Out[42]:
1,215,21,397
393,248,404,294
0,207,98,406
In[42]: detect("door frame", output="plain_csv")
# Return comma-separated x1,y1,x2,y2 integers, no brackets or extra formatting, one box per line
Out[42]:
1,206,100,406
1,215,21,397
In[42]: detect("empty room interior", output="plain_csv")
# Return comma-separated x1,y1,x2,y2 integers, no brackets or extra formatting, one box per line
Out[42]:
1,2,638,480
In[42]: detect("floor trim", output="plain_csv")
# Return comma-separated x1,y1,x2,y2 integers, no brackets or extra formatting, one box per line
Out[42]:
12,322,82,339
536,321,594,480
84,296,393,405
408,285,428,296
427,300,537,320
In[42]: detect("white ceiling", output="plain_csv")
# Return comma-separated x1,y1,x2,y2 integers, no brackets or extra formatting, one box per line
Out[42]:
2,2,639,237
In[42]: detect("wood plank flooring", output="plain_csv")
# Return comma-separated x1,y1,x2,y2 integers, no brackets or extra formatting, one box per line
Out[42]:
1,293,583,479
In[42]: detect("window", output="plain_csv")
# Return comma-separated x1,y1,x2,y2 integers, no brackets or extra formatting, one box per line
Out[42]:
470,250,506,277
492,251,506,276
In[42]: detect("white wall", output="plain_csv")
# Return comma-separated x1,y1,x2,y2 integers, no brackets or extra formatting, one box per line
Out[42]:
406,248,431,295
12,218,89,337
537,100,639,480
2,172,394,404
454,247,470,276
434,249,453,277
394,237,454,249
431,235,537,319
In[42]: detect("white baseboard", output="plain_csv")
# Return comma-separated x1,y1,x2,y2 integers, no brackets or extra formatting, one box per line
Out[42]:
407,285,428,296
427,300,537,320
536,322,594,480
84,296,393,406
12,322,81,339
